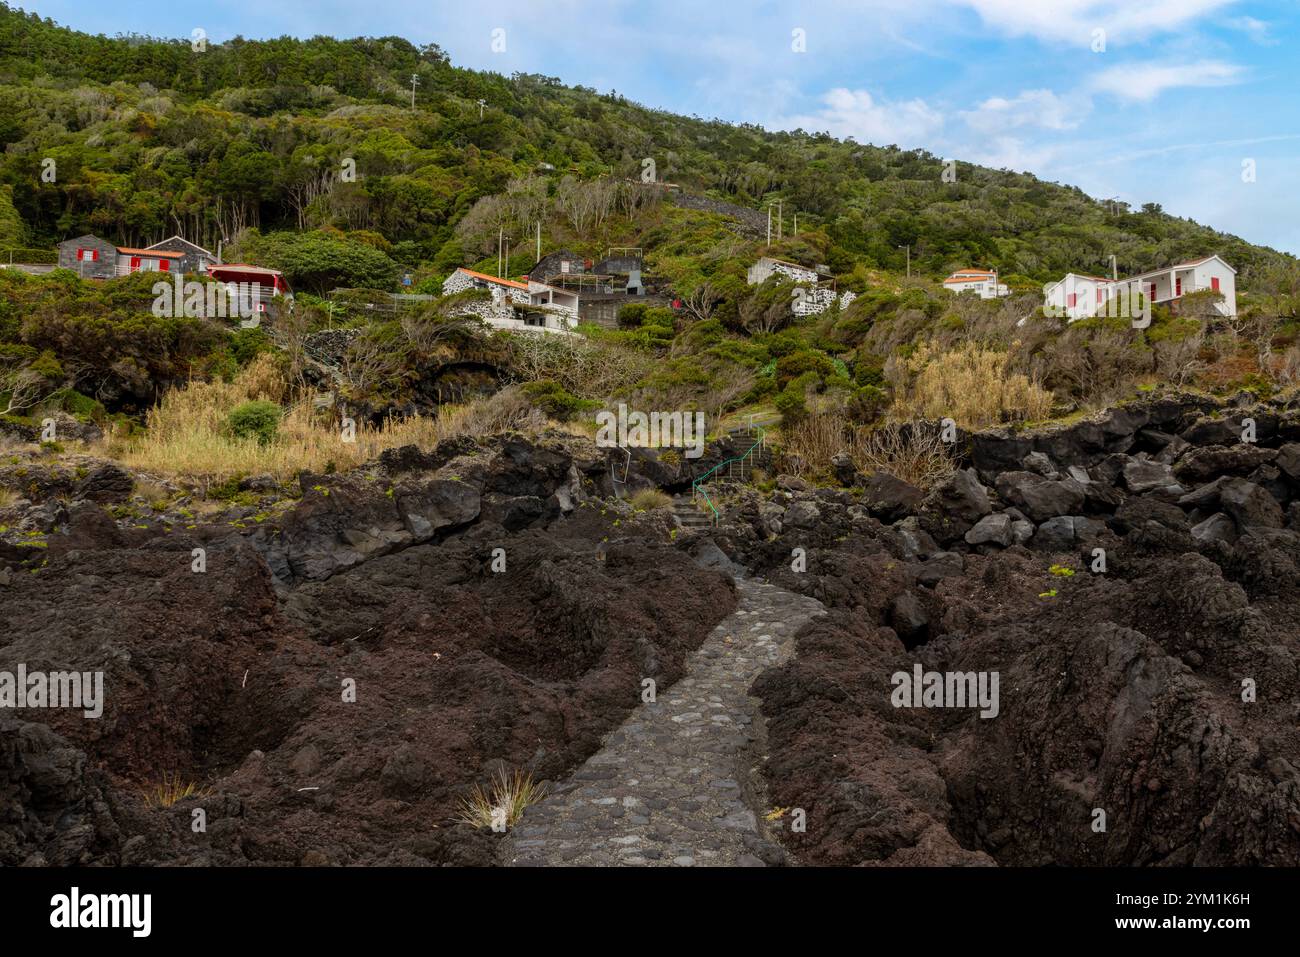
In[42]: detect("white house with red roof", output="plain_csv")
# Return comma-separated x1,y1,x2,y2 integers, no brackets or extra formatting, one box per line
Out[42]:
1045,255,1237,322
1044,273,1117,322
943,268,1009,299
1126,255,1236,318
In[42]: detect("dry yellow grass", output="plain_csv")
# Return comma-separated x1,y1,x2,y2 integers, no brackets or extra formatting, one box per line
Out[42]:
889,341,1053,429
455,769,546,830
780,411,847,476
851,421,955,489
781,412,954,489
114,356,543,483
141,771,211,808
628,488,672,511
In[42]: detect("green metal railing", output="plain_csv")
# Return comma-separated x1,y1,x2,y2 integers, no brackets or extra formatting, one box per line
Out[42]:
691,425,766,522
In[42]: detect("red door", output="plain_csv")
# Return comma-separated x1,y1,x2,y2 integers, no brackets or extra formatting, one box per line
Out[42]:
158,259,169,272
1211,277,1220,292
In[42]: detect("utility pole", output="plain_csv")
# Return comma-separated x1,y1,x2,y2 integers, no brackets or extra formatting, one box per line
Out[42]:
536,220,541,262
478,99,486,119
1110,254,1117,281
899,245,910,278
776,199,783,242
793,212,798,235
504,236,511,277
497,227,503,278
766,207,772,246
409,74,420,109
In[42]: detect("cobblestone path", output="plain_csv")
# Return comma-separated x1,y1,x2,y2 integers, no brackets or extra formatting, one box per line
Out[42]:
502,577,825,866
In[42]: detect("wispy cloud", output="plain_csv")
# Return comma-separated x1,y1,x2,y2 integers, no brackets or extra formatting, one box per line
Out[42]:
960,89,1087,133
948,0,1241,46
1090,60,1244,101
1223,16,1276,45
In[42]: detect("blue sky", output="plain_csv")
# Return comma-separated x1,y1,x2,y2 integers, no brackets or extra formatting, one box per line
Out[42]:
22,0,1300,254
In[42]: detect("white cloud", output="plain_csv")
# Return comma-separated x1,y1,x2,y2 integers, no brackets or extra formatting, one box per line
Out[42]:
957,136,1068,173
960,89,1087,134
949,0,1239,46
1090,60,1243,102
1223,16,1275,45
778,88,945,149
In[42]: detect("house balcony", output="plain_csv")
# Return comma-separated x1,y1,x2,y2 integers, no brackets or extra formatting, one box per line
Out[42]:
1139,268,1197,304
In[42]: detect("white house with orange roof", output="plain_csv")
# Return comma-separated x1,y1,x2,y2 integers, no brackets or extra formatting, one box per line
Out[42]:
943,268,1008,299
441,267,580,334
441,267,533,305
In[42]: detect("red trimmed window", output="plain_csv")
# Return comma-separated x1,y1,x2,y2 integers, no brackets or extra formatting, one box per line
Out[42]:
1211,277,1220,292
78,248,98,261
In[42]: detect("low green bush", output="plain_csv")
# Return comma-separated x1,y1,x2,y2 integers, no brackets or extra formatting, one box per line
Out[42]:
226,400,282,445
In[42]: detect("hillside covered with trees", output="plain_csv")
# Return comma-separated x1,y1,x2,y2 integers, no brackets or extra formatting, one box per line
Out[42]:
3,3,1300,481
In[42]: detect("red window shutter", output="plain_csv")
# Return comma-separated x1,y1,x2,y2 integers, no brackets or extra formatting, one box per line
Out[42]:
1175,277,1182,296
1211,277,1220,291
91,249,98,261
1096,289,1102,304
1150,283,1157,300
159,259,169,272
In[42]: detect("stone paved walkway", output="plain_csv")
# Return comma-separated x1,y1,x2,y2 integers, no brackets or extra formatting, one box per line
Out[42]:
502,577,826,866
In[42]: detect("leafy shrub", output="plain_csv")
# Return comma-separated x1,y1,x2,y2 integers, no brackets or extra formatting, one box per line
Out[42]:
54,388,106,421
230,326,273,366
775,350,835,389
775,380,809,424
521,380,599,420
226,400,283,445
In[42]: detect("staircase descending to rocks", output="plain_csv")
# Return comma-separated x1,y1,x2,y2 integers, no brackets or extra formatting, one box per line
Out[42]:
671,495,714,531
724,441,773,482
689,422,773,524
